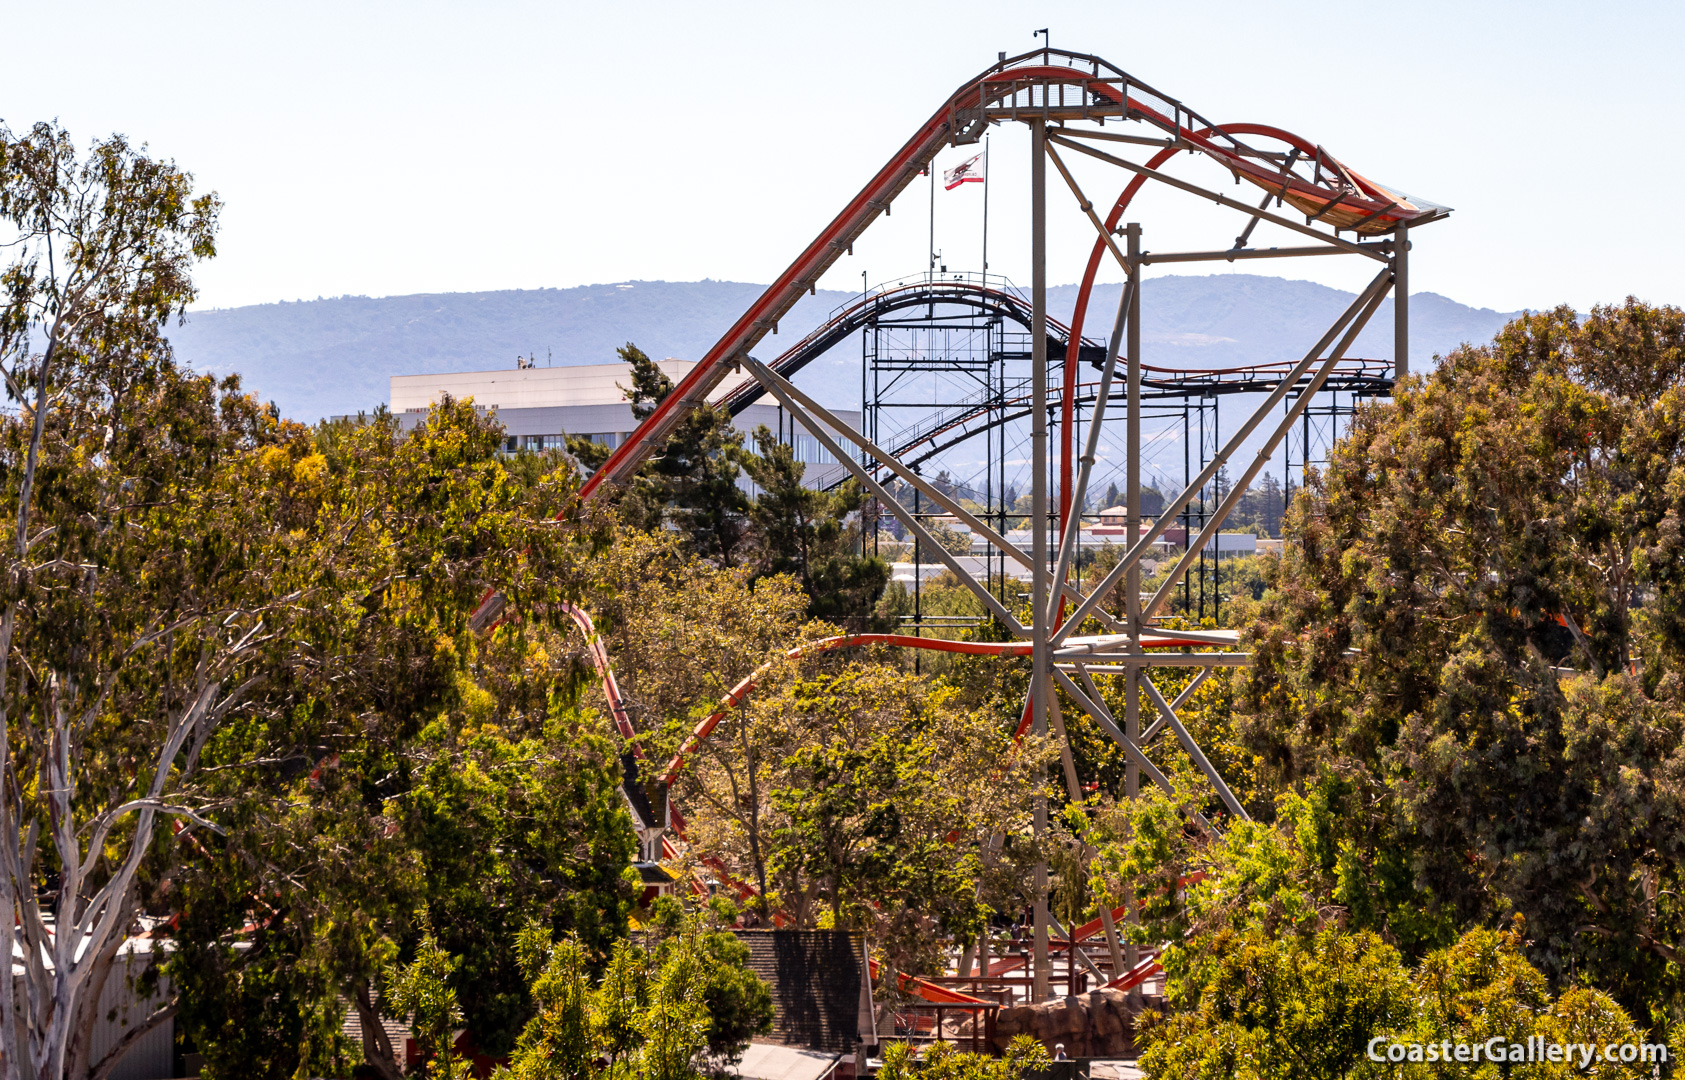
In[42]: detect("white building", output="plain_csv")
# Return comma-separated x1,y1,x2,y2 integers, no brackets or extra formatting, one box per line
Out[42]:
390,360,861,488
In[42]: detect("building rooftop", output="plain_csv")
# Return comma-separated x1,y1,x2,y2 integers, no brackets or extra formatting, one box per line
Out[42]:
390,358,699,413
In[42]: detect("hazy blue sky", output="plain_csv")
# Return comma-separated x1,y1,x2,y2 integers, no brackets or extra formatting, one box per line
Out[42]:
5,1,1680,315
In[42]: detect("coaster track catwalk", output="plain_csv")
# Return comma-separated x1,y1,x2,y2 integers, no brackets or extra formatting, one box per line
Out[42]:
714,277,1393,473
569,46,1448,1004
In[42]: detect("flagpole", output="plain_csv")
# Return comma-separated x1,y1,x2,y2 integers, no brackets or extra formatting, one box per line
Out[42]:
981,135,990,279
929,160,936,284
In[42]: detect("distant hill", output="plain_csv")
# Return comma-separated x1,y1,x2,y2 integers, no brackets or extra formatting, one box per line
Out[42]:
169,276,1521,424
1052,278,1518,369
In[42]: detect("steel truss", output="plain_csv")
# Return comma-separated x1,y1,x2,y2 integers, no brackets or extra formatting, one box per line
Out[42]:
1282,380,1392,509
577,46,1447,1004
730,276,1391,639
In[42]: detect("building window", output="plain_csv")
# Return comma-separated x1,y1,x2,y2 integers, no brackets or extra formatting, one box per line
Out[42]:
509,433,631,453
792,434,834,464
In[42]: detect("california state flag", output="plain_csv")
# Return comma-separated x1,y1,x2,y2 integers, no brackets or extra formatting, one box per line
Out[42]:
943,153,985,190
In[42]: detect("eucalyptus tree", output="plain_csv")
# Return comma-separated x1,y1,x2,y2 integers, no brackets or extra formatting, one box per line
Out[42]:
165,401,641,1080
0,121,244,1080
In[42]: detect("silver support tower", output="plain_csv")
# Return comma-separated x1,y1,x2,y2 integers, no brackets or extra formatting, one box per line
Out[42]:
1123,223,1142,969
1029,116,1051,1004
581,47,1447,1000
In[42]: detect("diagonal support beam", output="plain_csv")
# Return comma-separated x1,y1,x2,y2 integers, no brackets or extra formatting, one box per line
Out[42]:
1143,668,1212,743
742,356,1026,633
1054,666,1220,837
739,353,1124,631
1047,277,1134,626
1141,276,1390,622
1045,142,1131,272
1097,902,1126,975
1073,662,1245,822
1076,664,1110,727
1052,667,1176,797
1047,693,1084,804
1049,912,1108,981
1047,132,1386,262
1053,266,1393,644
1169,667,1212,711
1139,675,1248,820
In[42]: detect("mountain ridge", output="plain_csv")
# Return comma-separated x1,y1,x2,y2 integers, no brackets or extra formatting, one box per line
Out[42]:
168,275,1523,423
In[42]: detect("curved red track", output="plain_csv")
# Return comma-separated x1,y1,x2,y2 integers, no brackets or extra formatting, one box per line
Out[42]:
579,48,1434,505
561,49,1433,994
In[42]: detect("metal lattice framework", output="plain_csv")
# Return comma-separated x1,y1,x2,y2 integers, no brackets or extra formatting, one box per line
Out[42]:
570,46,1447,1003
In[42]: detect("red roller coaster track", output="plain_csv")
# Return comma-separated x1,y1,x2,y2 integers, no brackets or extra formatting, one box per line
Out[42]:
579,47,1440,507
556,45,1444,1006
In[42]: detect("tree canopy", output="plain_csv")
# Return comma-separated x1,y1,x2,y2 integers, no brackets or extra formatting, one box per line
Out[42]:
19,113,1685,1080
170,401,640,1080
1233,299,1685,1031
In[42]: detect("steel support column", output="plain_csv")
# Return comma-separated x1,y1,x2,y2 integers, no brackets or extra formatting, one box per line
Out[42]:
1029,116,1051,1005
1394,223,1409,381
1123,223,1142,969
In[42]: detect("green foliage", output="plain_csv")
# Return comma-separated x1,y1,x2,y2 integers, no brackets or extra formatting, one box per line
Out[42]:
1387,925,1652,1077
760,663,1053,988
1143,921,1656,1080
390,915,472,1080
772,729,984,970
594,347,885,619
170,400,638,1078
509,443,593,485
1092,785,1457,958
1222,473,1286,539
504,925,595,1080
621,343,675,424
921,520,975,558
171,902,348,1080
615,343,751,566
878,1036,1049,1080
0,119,310,1080
565,434,615,473
1239,300,1685,1028
745,426,890,629
500,914,770,1080
1126,807,1655,1080
1144,924,1412,1080
1001,1034,1054,1075
687,925,776,1061
635,936,711,1080
630,897,773,1062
